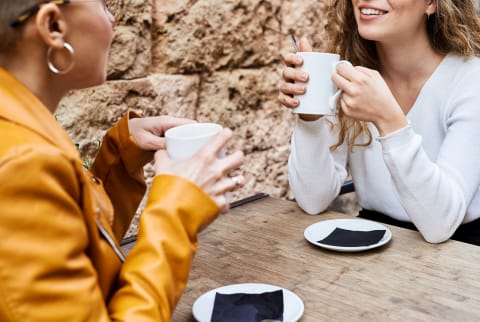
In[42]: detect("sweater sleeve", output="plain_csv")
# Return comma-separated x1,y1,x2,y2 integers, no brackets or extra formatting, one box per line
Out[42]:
379,78,480,243
288,116,349,214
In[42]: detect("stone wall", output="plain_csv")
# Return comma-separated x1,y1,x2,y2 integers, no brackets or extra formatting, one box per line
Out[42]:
56,1,479,235
55,0,331,206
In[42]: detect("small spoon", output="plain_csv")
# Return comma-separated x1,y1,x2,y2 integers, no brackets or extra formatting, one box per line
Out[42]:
290,34,300,52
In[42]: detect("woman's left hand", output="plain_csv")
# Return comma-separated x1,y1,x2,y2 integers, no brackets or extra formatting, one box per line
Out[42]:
128,116,194,151
332,63,408,136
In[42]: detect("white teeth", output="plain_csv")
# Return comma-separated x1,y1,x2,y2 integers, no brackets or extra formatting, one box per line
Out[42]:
360,8,386,15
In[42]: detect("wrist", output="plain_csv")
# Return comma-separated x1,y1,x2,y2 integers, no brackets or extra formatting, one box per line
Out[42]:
375,115,409,137
373,105,409,136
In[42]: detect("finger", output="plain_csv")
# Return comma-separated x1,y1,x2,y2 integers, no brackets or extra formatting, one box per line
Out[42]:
334,62,357,80
195,128,232,159
354,65,378,76
217,197,230,214
229,175,246,190
153,149,169,165
335,64,372,85
278,80,306,96
154,148,167,158
204,192,229,214
210,175,245,197
299,36,313,52
282,52,304,67
331,71,352,92
217,151,245,176
142,133,167,151
338,96,352,116
152,149,170,175
339,95,360,119
278,92,300,108
282,66,309,82
159,116,196,134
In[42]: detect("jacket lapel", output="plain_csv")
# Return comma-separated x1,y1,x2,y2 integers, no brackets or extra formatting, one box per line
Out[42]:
0,68,79,158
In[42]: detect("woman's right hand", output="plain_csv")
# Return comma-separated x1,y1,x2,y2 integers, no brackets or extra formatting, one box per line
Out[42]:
278,37,320,121
153,128,245,214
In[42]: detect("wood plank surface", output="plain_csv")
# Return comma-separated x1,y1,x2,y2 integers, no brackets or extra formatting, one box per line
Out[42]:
127,196,480,321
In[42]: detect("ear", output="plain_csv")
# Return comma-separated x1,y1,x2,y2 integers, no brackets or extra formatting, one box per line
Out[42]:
426,0,437,15
34,3,68,50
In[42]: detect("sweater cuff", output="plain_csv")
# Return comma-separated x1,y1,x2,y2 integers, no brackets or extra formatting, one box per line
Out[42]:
376,121,415,152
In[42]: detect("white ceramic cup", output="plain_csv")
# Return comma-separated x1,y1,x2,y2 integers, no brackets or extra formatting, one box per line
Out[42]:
165,123,223,160
293,52,351,116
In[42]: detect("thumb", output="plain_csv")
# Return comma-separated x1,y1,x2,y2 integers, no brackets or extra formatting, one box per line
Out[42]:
299,36,313,52
148,135,166,150
154,149,170,164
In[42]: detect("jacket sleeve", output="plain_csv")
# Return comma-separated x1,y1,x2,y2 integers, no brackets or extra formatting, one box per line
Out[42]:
0,146,110,322
108,175,220,321
90,110,153,240
0,146,220,322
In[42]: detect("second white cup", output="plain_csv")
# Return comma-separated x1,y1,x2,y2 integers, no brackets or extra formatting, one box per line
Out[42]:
293,52,350,116
165,123,223,160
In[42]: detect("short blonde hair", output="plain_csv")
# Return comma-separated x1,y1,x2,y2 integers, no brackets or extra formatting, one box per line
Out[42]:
0,1,40,52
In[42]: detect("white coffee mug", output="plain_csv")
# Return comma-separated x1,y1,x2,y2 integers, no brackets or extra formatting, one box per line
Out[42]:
293,52,351,116
165,123,223,160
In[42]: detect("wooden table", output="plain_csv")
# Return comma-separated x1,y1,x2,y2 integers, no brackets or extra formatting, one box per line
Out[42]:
124,195,480,321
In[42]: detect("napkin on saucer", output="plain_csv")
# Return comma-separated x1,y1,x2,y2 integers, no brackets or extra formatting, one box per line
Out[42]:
210,289,284,322
318,227,386,247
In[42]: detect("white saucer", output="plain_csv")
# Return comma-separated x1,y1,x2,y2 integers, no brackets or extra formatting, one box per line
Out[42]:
192,283,304,322
304,218,392,252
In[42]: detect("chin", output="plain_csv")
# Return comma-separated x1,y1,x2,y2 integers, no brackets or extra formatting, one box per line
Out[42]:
357,28,384,42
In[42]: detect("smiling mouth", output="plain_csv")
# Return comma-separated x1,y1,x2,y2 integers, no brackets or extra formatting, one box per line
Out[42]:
360,8,388,15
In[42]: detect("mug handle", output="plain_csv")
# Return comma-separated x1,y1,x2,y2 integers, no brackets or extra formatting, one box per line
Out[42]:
328,60,353,112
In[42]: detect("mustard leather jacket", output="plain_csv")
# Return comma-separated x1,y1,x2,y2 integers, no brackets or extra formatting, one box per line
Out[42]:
0,68,219,321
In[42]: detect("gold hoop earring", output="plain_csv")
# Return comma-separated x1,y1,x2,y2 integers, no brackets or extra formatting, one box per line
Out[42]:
47,42,75,75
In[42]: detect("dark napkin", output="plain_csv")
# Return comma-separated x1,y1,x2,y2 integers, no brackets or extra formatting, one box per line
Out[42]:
318,227,386,247
210,289,284,322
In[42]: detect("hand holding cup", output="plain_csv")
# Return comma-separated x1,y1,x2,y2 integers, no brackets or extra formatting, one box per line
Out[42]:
155,123,245,213
279,37,351,119
278,37,313,111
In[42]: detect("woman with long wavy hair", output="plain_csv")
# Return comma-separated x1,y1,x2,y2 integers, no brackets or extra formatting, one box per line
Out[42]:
279,0,480,245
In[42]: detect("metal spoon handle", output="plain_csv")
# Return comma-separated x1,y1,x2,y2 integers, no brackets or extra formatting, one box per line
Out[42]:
290,34,300,52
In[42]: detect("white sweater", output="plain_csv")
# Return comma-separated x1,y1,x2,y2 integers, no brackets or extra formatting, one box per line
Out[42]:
288,54,480,243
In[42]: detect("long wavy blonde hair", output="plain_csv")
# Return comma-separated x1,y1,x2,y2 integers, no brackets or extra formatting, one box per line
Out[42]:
324,0,480,151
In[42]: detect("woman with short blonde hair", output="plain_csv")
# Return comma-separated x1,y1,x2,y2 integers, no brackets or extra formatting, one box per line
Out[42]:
0,0,245,320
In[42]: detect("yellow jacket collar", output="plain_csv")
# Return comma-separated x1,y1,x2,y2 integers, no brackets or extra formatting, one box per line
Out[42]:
0,67,79,157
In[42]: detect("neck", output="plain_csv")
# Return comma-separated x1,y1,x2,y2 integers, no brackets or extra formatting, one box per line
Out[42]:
375,33,444,84
1,50,67,113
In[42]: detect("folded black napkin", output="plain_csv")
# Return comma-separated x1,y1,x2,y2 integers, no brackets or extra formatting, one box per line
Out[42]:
210,289,284,322
318,227,386,247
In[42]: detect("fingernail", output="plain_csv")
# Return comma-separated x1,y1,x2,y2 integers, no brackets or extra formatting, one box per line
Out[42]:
294,56,303,64
300,72,308,81
295,84,306,93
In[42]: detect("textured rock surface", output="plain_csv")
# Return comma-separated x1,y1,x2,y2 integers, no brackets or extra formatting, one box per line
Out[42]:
55,0,360,237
